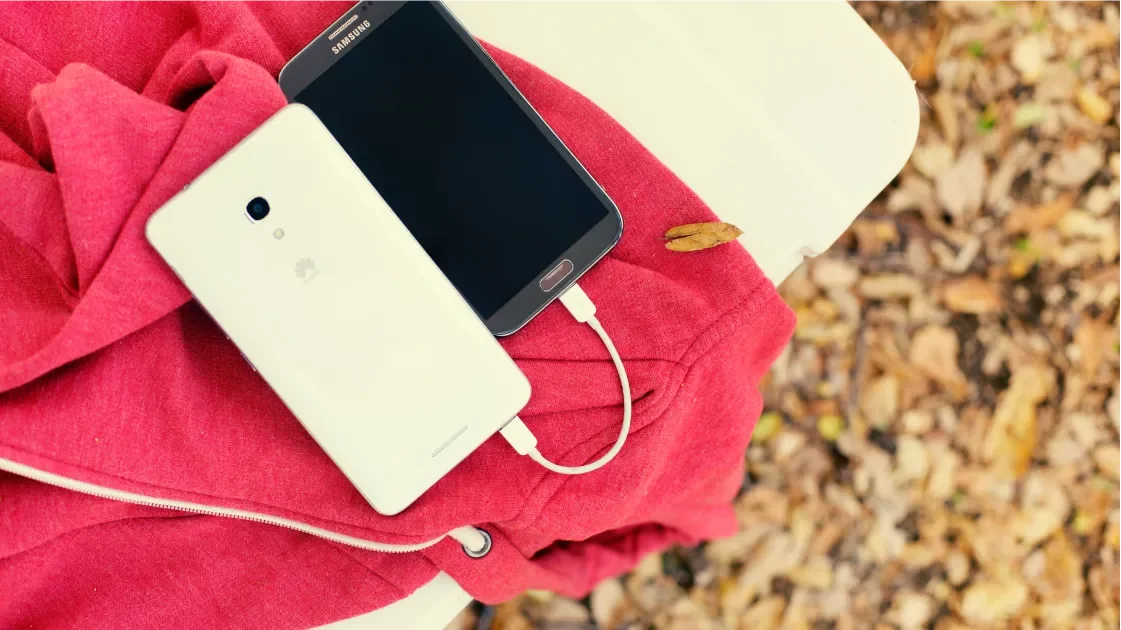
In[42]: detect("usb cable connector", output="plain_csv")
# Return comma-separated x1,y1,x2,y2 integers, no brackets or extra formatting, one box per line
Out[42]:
499,416,538,455
501,282,630,475
558,283,597,323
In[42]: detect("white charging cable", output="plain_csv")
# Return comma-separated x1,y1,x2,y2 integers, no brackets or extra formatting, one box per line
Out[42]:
499,283,631,474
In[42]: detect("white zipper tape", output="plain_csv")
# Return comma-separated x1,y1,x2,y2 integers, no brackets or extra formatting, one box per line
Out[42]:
0,456,488,556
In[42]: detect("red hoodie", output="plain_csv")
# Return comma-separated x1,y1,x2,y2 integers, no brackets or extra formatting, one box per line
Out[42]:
0,3,793,627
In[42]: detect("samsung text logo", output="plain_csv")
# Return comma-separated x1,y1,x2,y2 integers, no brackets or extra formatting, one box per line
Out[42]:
331,19,371,55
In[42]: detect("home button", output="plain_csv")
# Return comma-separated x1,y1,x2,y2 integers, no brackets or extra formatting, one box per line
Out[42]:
539,260,574,292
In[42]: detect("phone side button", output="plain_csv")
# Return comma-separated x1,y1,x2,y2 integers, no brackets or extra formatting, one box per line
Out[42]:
539,259,574,292
240,352,257,372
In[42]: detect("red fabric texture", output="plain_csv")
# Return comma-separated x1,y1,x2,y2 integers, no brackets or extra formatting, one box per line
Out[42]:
0,2,794,627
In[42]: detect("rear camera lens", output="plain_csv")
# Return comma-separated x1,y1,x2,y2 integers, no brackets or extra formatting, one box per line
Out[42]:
246,197,270,221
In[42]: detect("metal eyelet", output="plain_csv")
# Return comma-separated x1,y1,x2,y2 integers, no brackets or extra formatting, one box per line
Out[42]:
462,528,492,559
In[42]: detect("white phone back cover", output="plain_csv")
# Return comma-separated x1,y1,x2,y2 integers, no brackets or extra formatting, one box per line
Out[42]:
146,104,531,515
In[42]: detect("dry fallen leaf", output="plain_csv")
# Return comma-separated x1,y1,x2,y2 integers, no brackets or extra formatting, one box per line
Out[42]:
1012,102,1048,130
1087,563,1120,626
1094,444,1120,481
1010,35,1047,83
1074,316,1111,381
752,411,783,443
1026,533,1080,623
1077,87,1114,125
1072,481,1114,536
1106,513,1121,551
787,557,833,589
960,578,1030,625
538,596,592,625
909,325,968,397
740,596,786,630
1044,143,1106,189
927,448,960,500
889,591,936,630
861,375,900,428
935,148,987,219
1004,194,1075,233
1012,474,1070,547
817,414,845,442
938,1,990,18
910,27,940,87
911,143,955,179
850,219,900,256
491,600,534,630
931,90,960,147
984,364,1054,478
1057,210,1113,240
1084,18,1120,48
811,258,860,289
664,222,743,252
896,435,930,481
665,597,720,630
858,274,924,299
590,579,628,628
946,550,971,586
1036,532,1084,613
941,275,1003,314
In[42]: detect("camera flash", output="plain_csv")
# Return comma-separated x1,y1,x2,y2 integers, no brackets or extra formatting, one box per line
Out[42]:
273,228,285,240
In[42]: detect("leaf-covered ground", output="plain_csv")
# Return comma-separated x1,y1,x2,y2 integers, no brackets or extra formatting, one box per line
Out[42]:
449,3,1119,628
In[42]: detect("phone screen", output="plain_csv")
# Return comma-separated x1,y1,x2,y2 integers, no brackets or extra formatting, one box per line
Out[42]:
291,2,612,320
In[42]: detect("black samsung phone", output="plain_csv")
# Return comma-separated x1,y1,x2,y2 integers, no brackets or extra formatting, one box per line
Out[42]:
278,1,623,335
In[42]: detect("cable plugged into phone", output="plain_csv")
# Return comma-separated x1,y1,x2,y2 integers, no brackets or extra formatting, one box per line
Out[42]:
500,283,631,475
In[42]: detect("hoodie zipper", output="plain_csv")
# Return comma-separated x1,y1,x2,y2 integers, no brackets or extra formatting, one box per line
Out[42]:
0,456,490,556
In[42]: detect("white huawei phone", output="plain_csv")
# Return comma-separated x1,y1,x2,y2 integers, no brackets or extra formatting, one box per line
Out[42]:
146,104,531,515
